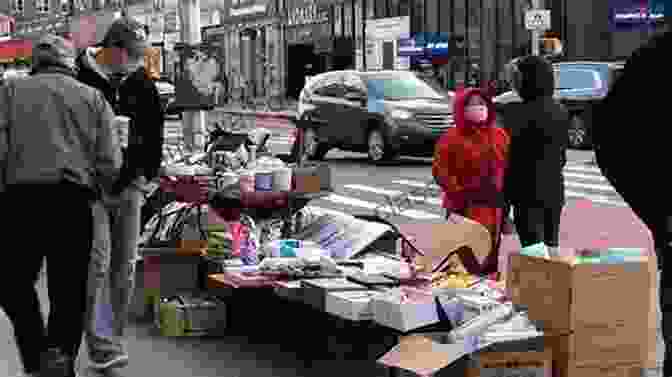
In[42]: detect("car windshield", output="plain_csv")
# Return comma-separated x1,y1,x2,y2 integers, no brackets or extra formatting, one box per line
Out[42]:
554,68,602,90
365,73,444,100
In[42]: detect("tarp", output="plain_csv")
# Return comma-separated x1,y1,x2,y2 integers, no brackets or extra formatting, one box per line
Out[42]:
0,39,32,64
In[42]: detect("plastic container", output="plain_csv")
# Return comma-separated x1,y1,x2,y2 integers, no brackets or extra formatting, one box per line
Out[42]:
272,168,292,191
239,170,255,192
254,171,274,192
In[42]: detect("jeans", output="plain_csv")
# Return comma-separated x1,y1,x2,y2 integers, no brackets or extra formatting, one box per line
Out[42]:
512,205,563,248
85,179,146,356
0,182,93,374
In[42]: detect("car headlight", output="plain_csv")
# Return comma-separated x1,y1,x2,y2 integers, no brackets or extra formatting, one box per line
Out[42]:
389,109,413,120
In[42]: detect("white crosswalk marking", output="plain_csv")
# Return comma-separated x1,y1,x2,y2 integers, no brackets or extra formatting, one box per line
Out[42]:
304,162,627,222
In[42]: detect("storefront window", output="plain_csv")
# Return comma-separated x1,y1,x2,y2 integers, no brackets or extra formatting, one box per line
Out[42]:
389,0,399,17
334,4,343,36
412,0,425,33
497,0,513,76
399,0,410,17
452,0,466,85
344,0,353,37
355,0,363,43
374,0,385,18
367,0,375,19
426,0,438,32
468,0,481,64
513,0,529,55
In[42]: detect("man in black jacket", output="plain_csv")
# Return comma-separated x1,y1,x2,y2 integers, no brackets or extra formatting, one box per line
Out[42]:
75,17,164,371
503,55,569,251
593,24,671,375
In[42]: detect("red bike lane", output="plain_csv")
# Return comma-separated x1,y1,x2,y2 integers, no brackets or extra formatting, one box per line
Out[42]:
499,198,655,273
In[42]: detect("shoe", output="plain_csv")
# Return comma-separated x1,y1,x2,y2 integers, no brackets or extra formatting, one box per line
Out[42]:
89,350,129,370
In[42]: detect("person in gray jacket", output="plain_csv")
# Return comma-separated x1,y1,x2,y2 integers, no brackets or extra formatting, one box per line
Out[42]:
0,34,122,377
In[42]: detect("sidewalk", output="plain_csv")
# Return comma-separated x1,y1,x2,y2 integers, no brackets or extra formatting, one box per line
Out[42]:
0,270,390,377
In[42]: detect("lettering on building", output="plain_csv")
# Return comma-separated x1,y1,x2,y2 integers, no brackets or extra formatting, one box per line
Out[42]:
287,4,329,26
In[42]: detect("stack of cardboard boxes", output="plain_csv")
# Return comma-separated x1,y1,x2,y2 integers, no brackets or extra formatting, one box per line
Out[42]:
507,250,656,377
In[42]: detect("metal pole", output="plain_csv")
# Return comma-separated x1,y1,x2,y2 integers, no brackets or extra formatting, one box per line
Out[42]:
531,0,540,56
180,0,206,152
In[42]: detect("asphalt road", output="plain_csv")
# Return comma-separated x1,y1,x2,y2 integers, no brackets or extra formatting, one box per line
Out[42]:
0,119,660,377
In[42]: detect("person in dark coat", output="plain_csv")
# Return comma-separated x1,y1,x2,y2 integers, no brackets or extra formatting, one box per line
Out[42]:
503,55,569,250
592,23,671,375
75,16,164,371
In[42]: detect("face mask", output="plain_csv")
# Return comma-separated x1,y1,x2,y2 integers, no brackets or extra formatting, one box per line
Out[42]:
464,105,488,123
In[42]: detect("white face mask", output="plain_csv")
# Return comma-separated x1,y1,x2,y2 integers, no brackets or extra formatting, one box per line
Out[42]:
464,105,488,123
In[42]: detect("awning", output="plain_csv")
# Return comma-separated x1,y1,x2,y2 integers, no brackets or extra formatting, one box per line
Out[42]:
0,39,33,64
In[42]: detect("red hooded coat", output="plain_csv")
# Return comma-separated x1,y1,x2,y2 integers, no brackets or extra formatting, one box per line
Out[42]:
432,88,510,275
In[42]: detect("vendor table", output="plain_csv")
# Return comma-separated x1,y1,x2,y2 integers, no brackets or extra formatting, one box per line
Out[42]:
209,190,332,238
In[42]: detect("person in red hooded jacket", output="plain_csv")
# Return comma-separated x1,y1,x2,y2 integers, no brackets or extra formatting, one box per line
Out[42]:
432,88,510,276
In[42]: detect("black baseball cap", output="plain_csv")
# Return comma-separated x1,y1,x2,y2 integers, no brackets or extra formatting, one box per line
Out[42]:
98,16,149,50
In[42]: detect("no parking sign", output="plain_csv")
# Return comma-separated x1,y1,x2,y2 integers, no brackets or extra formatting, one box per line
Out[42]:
525,10,551,31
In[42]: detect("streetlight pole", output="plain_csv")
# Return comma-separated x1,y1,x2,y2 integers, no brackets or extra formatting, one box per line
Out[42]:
531,0,541,56
180,0,206,152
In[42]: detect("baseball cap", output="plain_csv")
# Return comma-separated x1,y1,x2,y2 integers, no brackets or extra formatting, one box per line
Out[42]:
32,34,76,70
98,16,149,52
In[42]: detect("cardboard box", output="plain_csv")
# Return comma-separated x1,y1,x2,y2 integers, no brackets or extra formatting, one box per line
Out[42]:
561,362,641,377
545,326,646,368
371,287,440,332
465,350,552,377
506,253,650,332
325,290,381,321
397,217,492,274
300,278,369,312
645,252,659,369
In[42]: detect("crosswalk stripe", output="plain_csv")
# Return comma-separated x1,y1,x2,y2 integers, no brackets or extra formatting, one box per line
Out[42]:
392,179,436,190
343,184,442,206
565,180,618,193
565,190,628,207
563,171,608,181
564,164,603,174
321,194,442,220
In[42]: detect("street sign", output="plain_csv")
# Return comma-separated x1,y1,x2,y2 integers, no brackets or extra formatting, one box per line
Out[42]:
525,9,551,31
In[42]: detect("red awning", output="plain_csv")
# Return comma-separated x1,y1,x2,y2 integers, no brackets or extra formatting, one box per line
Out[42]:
0,39,32,63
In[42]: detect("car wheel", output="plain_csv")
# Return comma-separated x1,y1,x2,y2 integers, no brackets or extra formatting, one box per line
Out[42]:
367,128,395,163
568,114,589,149
297,127,329,162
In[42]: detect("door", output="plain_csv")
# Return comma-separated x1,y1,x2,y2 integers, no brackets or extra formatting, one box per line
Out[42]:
341,73,369,147
382,41,395,70
308,73,345,145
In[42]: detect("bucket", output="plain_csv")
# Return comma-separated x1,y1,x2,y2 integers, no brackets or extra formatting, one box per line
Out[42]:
272,168,292,191
255,171,274,192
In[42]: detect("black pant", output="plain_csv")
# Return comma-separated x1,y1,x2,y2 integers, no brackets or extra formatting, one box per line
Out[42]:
0,182,93,374
512,205,562,248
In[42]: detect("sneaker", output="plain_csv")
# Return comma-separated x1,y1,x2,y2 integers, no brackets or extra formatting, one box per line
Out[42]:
89,351,129,370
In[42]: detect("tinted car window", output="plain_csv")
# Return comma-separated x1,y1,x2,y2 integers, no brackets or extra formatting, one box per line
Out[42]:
315,83,345,98
364,73,443,100
555,69,602,90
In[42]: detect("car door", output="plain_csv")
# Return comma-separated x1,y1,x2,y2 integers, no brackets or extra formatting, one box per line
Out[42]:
341,74,370,147
310,73,345,145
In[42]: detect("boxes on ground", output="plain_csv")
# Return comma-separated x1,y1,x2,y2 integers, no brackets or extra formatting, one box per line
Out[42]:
465,350,552,377
301,278,369,312
506,252,650,332
292,163,332,193
325,290,381,321
371,287,441,332
155,292,227,337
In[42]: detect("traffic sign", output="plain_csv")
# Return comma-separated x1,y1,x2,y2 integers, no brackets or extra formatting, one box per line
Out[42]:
525,9,551,31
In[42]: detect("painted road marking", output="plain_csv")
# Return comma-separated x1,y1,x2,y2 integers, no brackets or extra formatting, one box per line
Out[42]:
321,194,441,220
564,164,604,174
565,180,618,193
565,190,628,207
343,184,442,206
563,171,608,181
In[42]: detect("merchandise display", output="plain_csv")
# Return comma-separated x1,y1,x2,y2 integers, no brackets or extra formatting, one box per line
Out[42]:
147,117,655,377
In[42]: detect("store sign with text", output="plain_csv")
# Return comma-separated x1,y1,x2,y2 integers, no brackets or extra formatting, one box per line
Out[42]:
228,0,272,18
611,0,666,29
286,0,330,26
397,32,451,65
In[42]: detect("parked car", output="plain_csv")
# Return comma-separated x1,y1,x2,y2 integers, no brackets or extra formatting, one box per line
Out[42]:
294,70,454,163
155,79,180,119
493,61,624,149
